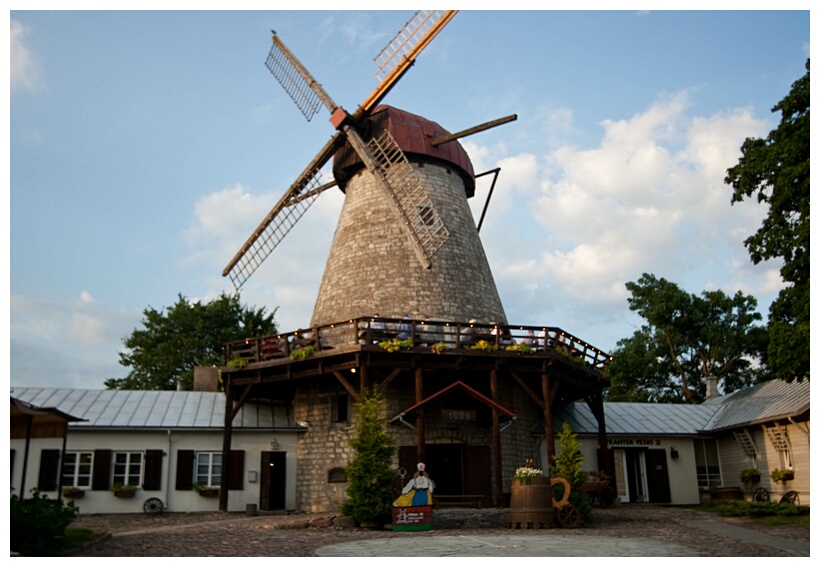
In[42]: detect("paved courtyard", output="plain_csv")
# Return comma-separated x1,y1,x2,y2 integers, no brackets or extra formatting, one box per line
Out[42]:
68,504,810,557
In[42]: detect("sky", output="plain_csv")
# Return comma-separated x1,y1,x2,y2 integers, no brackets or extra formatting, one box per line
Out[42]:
6,3,813,390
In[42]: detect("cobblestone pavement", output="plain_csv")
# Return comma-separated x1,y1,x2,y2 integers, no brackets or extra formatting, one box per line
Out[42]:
69,504,810,557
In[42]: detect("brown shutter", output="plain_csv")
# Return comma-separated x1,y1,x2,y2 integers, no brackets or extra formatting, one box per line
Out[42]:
37,449,61,491
227,450,244,490
142,450,164,490
92,449,112,491
176,450,194,490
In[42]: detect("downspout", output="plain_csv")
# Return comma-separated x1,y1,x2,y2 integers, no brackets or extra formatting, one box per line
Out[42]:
165,430,173,511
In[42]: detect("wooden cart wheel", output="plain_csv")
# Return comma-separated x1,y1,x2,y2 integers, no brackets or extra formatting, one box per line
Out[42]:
555,504,581,529
779,490,800,505
752,487,769,502
599,486,617,508
143,497,164,515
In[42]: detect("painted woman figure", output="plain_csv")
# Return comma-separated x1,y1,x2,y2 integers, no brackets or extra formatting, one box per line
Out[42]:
393,463,434,507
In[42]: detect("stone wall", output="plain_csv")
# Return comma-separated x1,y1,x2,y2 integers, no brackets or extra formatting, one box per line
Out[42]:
311,161,506,327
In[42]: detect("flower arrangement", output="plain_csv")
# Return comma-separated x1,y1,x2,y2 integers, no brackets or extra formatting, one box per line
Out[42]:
770,468,794,484
505,343,534,354
61,486,85,499
431,342,449,354
111,483,137,498
227,356,248,370
513,466,544,480
193,483,220,497
289,346,315,361
378,338,414,352
469,340,497,352
740,468,761,484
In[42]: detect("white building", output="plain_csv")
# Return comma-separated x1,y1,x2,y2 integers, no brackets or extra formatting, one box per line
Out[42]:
10,378,808,514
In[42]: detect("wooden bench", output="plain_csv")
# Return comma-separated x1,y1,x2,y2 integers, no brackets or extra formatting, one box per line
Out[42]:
433,494,485,508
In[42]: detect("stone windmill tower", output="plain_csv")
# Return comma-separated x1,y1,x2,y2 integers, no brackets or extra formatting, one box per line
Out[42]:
222,11,509,327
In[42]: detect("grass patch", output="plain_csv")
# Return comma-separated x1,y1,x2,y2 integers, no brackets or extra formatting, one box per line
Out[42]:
685,500,809,528
61,528,105,555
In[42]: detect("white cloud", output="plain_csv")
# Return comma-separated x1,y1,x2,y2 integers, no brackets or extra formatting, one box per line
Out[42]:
475,90,777,347
10,19,42,93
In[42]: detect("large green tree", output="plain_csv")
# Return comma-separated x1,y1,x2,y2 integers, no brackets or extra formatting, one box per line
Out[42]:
607,274,766,403
725,60,810,382
105,292,277,390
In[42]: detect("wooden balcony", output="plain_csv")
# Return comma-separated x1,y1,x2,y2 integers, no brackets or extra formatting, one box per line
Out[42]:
223,317,611,376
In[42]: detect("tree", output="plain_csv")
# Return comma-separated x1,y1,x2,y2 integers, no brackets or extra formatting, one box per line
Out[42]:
607,273,766,403
105,292,277,390
550,422,592,525
341,388,396,526
725,60,809,382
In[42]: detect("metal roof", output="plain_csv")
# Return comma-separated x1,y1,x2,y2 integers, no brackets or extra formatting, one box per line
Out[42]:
700,379,810,432
550,402,719,437
10,388,305,431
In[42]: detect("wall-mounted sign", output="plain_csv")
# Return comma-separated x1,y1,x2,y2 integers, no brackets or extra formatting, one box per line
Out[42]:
608,438,662,447
441,409,476,422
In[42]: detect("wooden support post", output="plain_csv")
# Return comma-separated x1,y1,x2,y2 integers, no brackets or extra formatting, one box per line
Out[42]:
590,393,614,483
490,369,503,508
219,380,234,512
415,368,425,463
359,364,369,397
541,372,556,468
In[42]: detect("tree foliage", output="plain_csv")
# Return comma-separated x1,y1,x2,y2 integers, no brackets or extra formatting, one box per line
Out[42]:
341,388,396,525
607,274,766,403
725,59,810,382
105,292,277,390
550,422,592,525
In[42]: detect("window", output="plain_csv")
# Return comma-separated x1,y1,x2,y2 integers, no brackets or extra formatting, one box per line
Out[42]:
331,394,349,424
196,452,222,487
113,452,143,487
62,451,94,488
693,439,721,487
328,467,347,483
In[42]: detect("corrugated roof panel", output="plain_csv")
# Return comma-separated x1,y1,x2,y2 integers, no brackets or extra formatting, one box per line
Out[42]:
11,387,304,430
702,379,809,431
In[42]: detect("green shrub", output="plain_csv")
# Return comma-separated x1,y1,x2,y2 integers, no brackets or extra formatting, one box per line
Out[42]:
341,388,396,525
11,490,79,556
550,421,593,524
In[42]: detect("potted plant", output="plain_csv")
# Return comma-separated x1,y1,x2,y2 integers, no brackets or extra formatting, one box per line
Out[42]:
505,343,534,354
193,483,220,497
431,342,449,354
289,345,315,361
61,486,85,499
770,468,794,484
111,483,137,498
740,468,761,484
469,340,497,352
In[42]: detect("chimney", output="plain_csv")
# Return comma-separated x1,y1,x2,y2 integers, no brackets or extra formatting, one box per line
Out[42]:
194,366,220,392
705,376,720,400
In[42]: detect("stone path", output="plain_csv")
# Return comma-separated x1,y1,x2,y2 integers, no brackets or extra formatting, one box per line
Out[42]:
68,504,810,557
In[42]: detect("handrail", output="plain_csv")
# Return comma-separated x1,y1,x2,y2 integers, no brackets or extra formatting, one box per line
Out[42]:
224,317,612,370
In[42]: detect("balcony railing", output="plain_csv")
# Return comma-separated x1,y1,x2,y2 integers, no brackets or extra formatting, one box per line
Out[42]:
224,317,612,370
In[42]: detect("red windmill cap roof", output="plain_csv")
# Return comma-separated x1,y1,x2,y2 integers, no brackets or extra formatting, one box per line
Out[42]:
332,105,476,197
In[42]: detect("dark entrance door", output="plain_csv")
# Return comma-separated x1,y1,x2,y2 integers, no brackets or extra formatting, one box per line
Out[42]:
646,449,671,503
398,445,492,504
260,451,286,510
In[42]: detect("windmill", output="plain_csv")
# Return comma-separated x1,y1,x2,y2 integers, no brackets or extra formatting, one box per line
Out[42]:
223,11,513,327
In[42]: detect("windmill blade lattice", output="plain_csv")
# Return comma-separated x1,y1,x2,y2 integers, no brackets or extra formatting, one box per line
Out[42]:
265,36,330,121
223,169,323,290
365,130,450,260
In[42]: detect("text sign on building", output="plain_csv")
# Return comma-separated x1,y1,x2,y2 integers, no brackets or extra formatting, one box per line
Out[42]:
608,438,662,447
441,409,476,422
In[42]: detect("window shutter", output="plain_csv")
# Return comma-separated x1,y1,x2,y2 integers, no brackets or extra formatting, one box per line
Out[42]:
143,450,164,491
176,450,195,490
227,450,244,490
92,449,112,490
38,449,61,491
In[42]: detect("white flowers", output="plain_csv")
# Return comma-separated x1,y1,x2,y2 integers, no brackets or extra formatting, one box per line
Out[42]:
514,466,543,479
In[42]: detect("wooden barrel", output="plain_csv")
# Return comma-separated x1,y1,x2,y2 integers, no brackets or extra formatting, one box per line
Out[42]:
508,477,554,528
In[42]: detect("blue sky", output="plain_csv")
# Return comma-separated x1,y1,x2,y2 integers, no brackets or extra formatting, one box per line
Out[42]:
7,5,812,389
